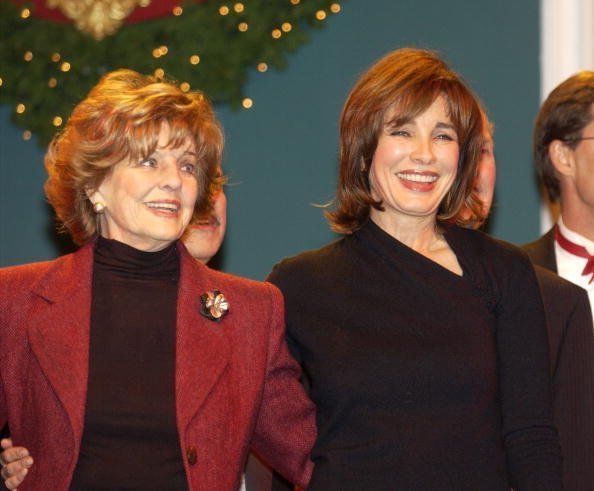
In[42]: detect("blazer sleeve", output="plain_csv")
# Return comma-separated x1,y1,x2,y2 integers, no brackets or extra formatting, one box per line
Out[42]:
0,371,6,431
548,284,594,489
494,254,563,490
249,283,316,489
0,269,13,430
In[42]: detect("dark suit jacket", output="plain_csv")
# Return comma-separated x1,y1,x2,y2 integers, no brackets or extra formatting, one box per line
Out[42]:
0,241,316,491
523,231,594,490
523,227,557,271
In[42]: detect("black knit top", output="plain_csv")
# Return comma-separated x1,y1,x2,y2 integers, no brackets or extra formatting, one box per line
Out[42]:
70,237,187,490
269,220,562,490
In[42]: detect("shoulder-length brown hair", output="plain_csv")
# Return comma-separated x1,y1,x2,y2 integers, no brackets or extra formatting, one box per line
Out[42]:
45,69,224,245
326,48,484,233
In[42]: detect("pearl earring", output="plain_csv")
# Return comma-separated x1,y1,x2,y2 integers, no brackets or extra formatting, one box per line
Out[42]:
92,201,105,236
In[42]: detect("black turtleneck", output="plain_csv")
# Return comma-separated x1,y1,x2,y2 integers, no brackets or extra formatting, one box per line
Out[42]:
70,237,187,490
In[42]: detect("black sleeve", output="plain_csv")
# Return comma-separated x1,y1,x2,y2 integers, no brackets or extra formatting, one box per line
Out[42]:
495,255,563,490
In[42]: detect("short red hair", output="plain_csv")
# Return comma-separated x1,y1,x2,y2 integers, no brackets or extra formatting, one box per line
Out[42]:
45,69,224,244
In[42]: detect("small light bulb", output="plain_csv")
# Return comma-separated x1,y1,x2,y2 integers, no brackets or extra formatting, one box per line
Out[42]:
315,10,327,20
53,116,63,127
234,3,244,13
16,103,26,114
60,62,71,72
219,6,229,15
330,3,341,13
271,29,282,39
242,98,253,109
257,62,268,72
238,22,248,32
173,6,183,16
189,55,201,65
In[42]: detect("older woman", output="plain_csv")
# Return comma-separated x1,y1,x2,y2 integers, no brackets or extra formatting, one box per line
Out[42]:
270,48,562,490
0,69,316,490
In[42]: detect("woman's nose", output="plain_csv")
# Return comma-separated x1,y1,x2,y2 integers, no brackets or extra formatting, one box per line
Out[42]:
159,161,182,190
410,137,435,165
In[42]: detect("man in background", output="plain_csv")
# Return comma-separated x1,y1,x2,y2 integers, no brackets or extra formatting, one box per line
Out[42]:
523,71,594,321
481,114,594,490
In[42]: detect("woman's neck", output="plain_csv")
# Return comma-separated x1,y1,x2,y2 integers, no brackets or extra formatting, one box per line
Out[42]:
370,212,442,254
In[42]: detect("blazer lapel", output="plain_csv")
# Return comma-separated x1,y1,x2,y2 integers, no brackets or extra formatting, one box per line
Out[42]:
522,227,558,273
27,243,93,442
543,227,559,272
175,245,230,433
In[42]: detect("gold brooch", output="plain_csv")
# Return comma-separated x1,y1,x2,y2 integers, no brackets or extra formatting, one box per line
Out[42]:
200,290,229,322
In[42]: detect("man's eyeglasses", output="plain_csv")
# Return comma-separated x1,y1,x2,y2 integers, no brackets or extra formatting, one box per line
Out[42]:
562,136,594,143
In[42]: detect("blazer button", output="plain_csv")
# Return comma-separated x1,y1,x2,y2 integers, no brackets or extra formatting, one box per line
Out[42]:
186,445,198,466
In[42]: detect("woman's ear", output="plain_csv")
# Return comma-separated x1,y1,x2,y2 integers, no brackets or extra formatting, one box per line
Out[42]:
86,186,106,214
84,185,95,199
549,139,575,178
85,185,102,202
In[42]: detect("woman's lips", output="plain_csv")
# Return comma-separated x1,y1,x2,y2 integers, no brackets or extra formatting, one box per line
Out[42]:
145,200,181,216
194,215,221,229
397,171,438,191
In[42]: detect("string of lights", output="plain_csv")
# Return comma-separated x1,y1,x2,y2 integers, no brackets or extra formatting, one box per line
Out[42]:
0,0,342,145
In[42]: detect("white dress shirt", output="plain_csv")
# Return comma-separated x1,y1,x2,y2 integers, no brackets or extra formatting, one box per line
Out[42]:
555,217,594,322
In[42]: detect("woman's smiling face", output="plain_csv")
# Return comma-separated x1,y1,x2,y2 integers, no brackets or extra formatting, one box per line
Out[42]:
369,95,460,226
91,123,199,251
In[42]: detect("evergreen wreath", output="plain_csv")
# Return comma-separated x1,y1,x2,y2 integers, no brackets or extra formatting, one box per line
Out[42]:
0,1,342,145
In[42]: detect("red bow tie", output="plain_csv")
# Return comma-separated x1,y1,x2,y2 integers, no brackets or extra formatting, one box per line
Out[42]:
555,226,594,283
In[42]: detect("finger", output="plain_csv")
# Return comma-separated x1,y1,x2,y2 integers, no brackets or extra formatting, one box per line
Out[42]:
0,442,8,467
0,440,13,452
0,464,10,481
4,466,28,490
1,456,33,481
0,448,30,466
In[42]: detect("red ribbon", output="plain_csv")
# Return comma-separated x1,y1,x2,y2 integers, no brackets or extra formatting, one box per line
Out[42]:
555,226,594,283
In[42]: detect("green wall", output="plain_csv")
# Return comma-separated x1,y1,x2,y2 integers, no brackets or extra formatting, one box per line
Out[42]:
0,0,541,279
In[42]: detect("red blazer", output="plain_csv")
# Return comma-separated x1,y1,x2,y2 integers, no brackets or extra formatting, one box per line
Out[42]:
0,241,316,490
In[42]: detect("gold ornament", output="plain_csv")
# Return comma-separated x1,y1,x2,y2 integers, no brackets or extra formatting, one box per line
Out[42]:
46,0,151,40
200,290,230,322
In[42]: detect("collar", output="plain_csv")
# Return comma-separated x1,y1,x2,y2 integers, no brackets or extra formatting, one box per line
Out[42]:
557,216,594,255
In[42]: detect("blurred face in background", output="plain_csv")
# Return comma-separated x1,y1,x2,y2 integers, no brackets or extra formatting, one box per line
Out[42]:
183,186,227,264
475,122,496,217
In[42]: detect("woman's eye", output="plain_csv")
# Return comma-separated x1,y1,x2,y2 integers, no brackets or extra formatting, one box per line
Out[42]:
390,129,410,137
139,157,157,167
181,162,196,174
436,133,455,141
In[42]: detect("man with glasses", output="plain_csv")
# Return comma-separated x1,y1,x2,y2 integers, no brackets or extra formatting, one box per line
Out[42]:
524,71,594,319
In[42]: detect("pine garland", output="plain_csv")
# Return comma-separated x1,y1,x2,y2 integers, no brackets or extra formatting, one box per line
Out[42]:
0,1,342,145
